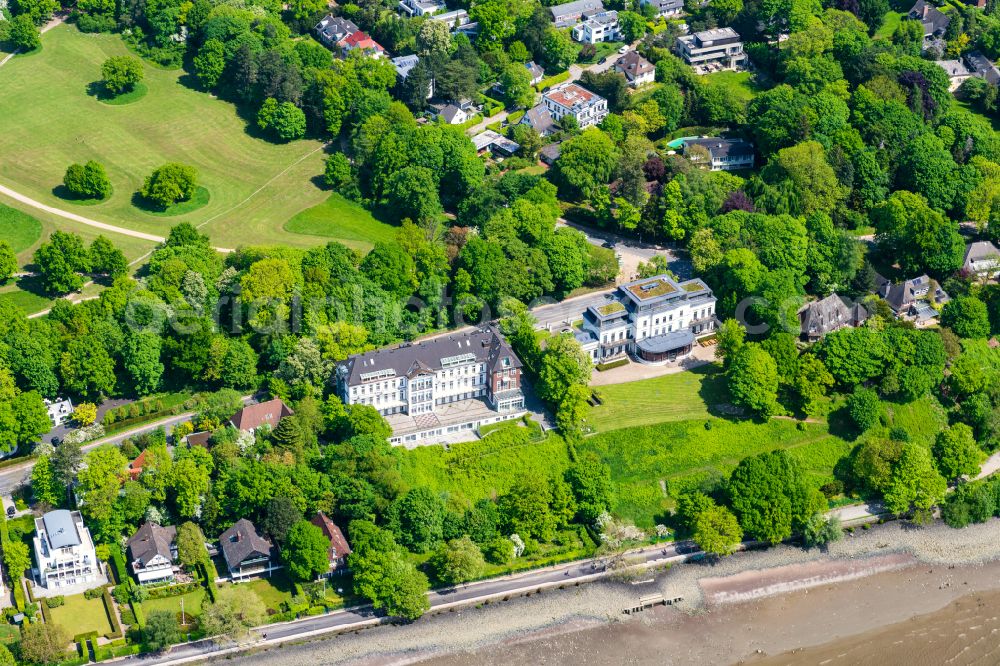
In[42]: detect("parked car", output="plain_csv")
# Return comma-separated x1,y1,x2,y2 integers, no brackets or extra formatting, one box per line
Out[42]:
51,437,61,446
598,56,607,64
6,506,15,518
618,46,629,55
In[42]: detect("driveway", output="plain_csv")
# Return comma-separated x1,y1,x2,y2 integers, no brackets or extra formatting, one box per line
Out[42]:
559,218,692,282
590,343,717,387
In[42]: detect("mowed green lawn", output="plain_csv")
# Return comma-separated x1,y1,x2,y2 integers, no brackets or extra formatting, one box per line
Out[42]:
579,419,851,527
0,25,331,249
588,364,727,431
398,367,854,529
0,203,43,253
49,594,114,637
702,70,761,104
283,193,398,253
141,589,206,619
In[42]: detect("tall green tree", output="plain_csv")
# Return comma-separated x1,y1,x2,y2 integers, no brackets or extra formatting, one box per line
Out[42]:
727,343,780,418
283,520,330,581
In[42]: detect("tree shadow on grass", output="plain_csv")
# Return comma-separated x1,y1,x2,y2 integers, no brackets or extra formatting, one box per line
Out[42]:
51,184,109,206
86,80,115,101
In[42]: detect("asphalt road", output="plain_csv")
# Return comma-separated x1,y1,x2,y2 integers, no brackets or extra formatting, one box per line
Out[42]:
0,396,254,495
116,540,705,666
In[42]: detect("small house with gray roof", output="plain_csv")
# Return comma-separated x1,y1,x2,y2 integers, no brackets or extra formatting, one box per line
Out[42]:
219,519,276,580
908,0,950,43
797,294,868,342
335,327,526,446
575,274,717,365
876,274,950,323
127,522,178,584
964,240,1000,279
33,510,98,589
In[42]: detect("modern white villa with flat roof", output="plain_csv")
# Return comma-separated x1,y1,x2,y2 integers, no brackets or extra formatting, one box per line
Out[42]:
575,274,717,364
335,327,526,446
33,510,99,590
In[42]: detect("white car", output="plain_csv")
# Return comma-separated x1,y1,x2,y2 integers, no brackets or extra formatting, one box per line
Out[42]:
618,46,629,55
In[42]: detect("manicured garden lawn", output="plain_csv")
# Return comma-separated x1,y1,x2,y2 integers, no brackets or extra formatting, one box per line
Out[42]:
588,364,728,431
49,594,114,638
577,41,626,64
233,571,295,612
876,11,904,39
0,24,328,248
702,71,761,103
283,193,397,253
141,589,206,619
578,419,850,528
0,203,42,253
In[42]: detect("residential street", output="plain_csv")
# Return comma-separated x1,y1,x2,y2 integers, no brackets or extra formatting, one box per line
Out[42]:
114,539,705,666
0,395,254,495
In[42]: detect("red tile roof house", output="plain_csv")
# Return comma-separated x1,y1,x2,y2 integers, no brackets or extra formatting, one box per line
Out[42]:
337,30,387,59
311,512,352,577
229,398,293,434
127,449,150,481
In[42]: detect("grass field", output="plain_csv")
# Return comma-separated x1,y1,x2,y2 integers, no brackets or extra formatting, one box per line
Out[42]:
0,203,43,253
283,193,398,252
702,71,761,103
579,419,850,527
141,589,206,619
0,24,330,249
49,594,114,637
399,424,573,503
588,364,727,431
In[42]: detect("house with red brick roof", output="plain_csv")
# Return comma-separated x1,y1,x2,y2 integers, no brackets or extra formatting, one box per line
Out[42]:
542,83,608,129
229,398,293,434
338,30,386,59
127,449,150,481
310,511,352,576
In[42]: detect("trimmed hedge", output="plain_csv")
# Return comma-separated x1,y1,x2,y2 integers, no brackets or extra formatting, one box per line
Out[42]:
596,358,630,371
130,599,145,628
72,631,99,643
108,544,128,585
12,580,25,611
197,561,218,603
535,70,570,92
102,587,123,639
146,581,200,599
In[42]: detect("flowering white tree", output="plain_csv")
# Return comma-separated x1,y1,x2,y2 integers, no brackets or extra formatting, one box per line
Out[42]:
509,534,525,558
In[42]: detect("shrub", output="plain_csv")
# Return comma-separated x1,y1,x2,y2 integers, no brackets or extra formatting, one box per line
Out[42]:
595,358,629,371
45,596,65,608
84,587,105,600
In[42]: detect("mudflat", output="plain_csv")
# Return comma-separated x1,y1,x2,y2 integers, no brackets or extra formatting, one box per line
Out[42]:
229,520,1000,666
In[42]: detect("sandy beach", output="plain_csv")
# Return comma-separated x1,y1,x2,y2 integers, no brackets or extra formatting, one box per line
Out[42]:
225,519,1000,666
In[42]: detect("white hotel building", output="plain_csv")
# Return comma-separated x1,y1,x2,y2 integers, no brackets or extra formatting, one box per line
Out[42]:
335,327,526,446
575,274,717,364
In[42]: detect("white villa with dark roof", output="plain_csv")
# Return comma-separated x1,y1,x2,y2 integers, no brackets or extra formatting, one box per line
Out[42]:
33,510,99,590
335,327,526,446
574,274,717,365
